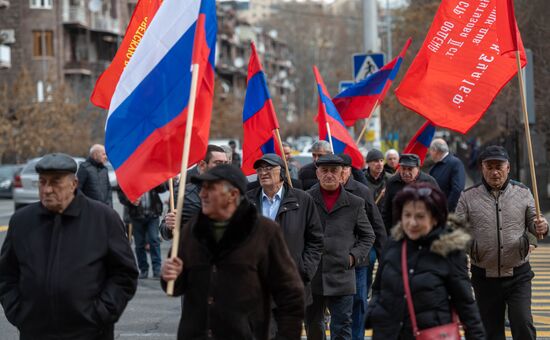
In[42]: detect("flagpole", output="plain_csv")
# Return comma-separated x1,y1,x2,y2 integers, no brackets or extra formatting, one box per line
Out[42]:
326,122,335,154
168,178,175,212
166,63,200,296
274,128,294,188
355,101,379,145
515,51,542,239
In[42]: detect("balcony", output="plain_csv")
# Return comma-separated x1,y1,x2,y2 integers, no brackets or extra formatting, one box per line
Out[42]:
64,60,91,75
63,5,88,27
90,14,120,35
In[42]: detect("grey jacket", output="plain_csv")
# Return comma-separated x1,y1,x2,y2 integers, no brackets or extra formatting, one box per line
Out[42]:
307,184,375,296
456,179,541,278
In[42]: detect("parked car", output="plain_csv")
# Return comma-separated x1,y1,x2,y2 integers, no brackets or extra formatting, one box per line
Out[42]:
0,164,23,198
13,156,85,210
105,161,118,188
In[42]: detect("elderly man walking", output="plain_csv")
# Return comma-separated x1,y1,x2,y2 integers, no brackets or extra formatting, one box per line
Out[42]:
77,144,113,206
305,154,375,340
299,140,333,190
429,138,465,212
0,153,138,340
247,153,324,338
456,145,548,340
161,164,304,340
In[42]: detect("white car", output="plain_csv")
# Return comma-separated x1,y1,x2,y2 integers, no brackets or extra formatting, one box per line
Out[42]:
13,156,85,210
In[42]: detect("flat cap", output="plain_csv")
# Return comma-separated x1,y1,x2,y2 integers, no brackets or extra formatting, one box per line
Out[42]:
337,153,352,167
315,154,345,167
479,145,509,162
35,153,77,174
191,164,248,194
253,153,285,169
399,154,420,167
366,149,384,163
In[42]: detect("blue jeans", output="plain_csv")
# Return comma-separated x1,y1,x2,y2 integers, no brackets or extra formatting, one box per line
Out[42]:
305,294,354,340
132,217,162,275
352,267,368,340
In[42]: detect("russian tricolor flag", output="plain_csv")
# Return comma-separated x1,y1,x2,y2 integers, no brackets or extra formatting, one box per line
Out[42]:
105,0,217,201
333,38,411,127
402,120,436,165
241,42,280,175
313,66,365,169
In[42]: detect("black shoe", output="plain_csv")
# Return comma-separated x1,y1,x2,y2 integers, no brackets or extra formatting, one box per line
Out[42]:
139,272,148,279
153,272,161,280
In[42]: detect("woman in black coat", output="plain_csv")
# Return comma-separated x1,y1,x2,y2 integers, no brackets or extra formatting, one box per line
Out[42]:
366,182,485,340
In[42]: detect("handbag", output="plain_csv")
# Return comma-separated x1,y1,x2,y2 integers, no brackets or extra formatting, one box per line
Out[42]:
401,240,461,340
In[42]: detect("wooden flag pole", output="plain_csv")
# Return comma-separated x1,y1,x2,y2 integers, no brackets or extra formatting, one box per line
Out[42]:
274,128,293,188
168,178,175,212
326,122,335,154
515,51,542,239
167,63,200,296
355,101,379,145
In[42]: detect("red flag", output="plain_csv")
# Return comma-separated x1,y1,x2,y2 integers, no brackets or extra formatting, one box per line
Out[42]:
241,42,281,175
395,0,527,134
90,0,162,109
496,0,519,55
402,121,436,165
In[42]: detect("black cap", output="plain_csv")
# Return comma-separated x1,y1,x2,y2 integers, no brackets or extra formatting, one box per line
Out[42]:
253,153,285,169
366,149,384,163
479,145,509,162
337,153,352,167
315,154,345,167
399,154,420,167
35,153,78,174
191,164,248,194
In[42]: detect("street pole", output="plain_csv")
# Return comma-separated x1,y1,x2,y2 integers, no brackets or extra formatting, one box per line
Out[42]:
362,0,382,150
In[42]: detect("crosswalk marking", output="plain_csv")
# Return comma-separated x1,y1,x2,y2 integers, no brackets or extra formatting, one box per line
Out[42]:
529,244,550,338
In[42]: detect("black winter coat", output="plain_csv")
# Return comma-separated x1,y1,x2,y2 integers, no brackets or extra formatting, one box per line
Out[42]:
161,200,305,340
307,184,375,296
77,158,113,207
382,172,439,233
0,191,138,340
159,181,201,240
246,184,324,304
366,218,485,340
343,178,387,261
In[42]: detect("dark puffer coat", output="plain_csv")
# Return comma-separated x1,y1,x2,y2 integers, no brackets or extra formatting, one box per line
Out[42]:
77,157,112,207
366,216,485,340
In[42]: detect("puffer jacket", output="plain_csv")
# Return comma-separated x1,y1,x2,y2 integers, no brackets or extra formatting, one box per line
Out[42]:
77,158,112,207
366,217,485,340
456,178,543,278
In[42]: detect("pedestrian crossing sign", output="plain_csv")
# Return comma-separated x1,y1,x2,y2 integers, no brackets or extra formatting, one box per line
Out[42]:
353,53,385,82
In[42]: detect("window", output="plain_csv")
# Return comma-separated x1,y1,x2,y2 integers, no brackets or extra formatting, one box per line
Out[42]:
30,0,52,9
32,30,54,57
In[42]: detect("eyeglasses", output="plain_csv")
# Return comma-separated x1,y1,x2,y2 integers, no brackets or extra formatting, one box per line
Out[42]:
256,166,274,174
402,186,433,197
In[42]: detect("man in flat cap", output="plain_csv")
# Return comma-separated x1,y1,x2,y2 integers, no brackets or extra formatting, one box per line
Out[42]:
0,153,138,340
456,145,548,339
161,164,304,340
246,154,323,338
363,149,391,210
382,153,439,234
305,154,375,340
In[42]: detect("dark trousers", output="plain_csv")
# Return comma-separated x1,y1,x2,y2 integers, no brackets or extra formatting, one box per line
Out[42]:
352,267,368,340
471,265,535,340
132,217,162,275
305,294,353,340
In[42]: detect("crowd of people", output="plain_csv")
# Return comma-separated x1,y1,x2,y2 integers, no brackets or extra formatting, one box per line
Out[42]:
0,139,548,340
